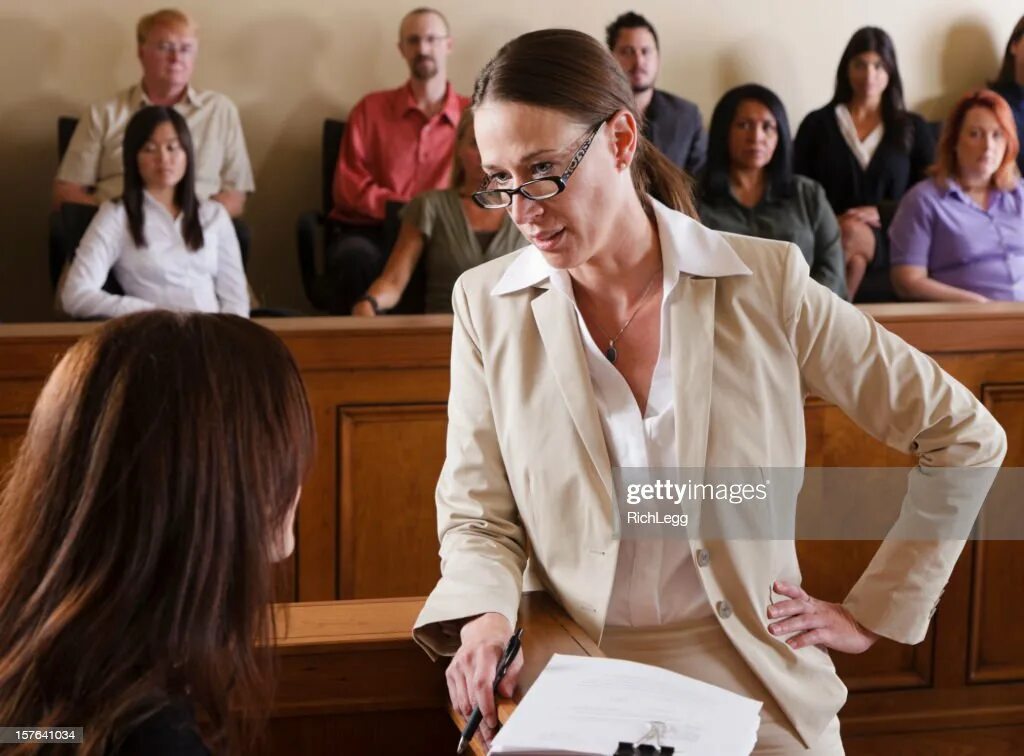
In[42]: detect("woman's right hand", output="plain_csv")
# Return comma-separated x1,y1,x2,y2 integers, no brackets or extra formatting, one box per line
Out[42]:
840,206,881,228
446,612,524,739
351,299,377,317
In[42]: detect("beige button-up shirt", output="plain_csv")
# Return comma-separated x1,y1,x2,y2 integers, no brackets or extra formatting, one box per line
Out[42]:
57,83,255,202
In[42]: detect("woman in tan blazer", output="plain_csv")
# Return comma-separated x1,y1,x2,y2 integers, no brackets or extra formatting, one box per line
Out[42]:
412,30,1006,755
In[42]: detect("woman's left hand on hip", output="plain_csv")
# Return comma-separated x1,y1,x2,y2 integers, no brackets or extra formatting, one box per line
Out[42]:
766,580,880,654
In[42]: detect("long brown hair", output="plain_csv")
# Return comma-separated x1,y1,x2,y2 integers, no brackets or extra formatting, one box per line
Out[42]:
930,90,1020,191
449,108,475,189
992,15,1024,89
0,312,314,755
472,28,696,217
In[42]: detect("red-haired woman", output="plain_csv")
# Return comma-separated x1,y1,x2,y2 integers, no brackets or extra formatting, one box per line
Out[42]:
0,312,314,754
889,90,1024,302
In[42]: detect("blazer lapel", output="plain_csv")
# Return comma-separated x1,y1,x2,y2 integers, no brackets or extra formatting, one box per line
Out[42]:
670,276,716,474
531,288,616,518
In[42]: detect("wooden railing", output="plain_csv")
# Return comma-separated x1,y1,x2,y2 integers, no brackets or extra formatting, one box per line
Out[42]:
4,303,1024,752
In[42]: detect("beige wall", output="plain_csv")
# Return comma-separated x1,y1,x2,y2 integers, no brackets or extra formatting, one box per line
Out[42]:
0,0,1017,321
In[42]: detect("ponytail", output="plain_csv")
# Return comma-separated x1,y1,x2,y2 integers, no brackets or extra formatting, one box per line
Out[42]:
633,135,697,218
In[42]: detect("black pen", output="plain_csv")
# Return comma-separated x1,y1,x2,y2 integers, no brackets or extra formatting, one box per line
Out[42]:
457,627,524,754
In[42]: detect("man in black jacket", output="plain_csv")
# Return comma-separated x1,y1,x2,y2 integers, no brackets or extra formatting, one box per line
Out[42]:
606,12,706,175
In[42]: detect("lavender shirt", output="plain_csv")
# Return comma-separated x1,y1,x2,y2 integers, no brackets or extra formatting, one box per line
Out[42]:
889,178,1024,301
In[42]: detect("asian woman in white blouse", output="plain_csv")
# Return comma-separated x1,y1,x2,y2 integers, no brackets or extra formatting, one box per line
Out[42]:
61,106,249,319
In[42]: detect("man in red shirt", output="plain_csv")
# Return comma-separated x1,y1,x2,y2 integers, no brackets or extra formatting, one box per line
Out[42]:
328,7,469,313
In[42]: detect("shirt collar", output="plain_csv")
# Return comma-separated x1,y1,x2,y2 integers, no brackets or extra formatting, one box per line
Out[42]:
397,81,462,125
942,178,1014,209
943,179,968,202
725,182,780,208
132,81,199,109
142,190,182,222
491,196,752,297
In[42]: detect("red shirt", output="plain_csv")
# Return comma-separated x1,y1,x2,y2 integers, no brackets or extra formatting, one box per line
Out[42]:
330,82,469,224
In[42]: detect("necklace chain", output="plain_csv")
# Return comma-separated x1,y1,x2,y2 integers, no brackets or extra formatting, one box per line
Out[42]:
587,267,662,363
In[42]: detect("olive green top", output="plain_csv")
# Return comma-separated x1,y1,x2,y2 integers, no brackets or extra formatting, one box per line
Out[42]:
401,189,525,313
698,175,848,299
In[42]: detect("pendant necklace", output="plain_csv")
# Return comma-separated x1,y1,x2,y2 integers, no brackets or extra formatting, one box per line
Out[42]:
589,267,661,364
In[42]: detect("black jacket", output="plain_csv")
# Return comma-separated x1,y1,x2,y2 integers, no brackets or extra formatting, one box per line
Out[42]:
643,89,707,175
793,104,935,226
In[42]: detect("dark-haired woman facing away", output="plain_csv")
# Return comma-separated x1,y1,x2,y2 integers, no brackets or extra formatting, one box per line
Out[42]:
990,15,1024,175
794,27,934,300
62,106,249,319
698,84,847,297
0,312,314,754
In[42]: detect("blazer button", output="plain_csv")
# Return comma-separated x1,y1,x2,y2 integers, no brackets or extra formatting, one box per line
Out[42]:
696,549,710,567
716,600,733,620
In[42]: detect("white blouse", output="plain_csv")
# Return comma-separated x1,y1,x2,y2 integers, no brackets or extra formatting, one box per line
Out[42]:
61,193,250,319
543,246,715,628
834,103,884,171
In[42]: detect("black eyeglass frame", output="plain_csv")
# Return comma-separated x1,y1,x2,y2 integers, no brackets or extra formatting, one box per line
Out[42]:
471,121,604,209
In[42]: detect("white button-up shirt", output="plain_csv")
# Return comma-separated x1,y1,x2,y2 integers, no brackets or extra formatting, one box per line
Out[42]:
62,193,250,319
492,219,740,627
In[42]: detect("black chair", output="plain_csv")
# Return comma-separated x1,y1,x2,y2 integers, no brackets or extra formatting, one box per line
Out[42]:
51,115,253,290
57,202,124,296
49,116,84,288
57,116,78,165
296,118,346,310
296,118,421,314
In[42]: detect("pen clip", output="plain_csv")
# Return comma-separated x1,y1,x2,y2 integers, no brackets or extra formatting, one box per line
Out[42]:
493,627,523,684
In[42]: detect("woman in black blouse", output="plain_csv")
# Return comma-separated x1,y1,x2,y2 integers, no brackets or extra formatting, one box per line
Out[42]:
794,26,935,301
0,312,314,755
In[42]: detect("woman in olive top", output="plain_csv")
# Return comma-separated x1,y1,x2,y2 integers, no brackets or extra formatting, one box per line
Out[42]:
352,109,524,315
794,26,934,301
698,84,847,298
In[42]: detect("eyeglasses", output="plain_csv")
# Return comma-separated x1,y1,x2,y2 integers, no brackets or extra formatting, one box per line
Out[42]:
401,34,448,47
149,41,197,57
472,122,603,210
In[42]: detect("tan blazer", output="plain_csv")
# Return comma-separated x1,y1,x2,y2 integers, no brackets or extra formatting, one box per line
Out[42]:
413,199,1006,747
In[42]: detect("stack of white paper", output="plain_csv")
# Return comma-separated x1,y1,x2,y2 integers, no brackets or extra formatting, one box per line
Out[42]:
489,654,762,755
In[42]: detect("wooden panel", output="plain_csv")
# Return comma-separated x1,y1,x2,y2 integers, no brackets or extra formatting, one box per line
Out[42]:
338,405,448,599
267,710,452,756
800,401,932,692
983,382,1024,467
5,309,1024,750
268,593,601,756
858,302,1024,352
968,384,1024,685
846,724,1024,755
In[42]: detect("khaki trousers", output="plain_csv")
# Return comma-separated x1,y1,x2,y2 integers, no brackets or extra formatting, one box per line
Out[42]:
601,618,844,755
